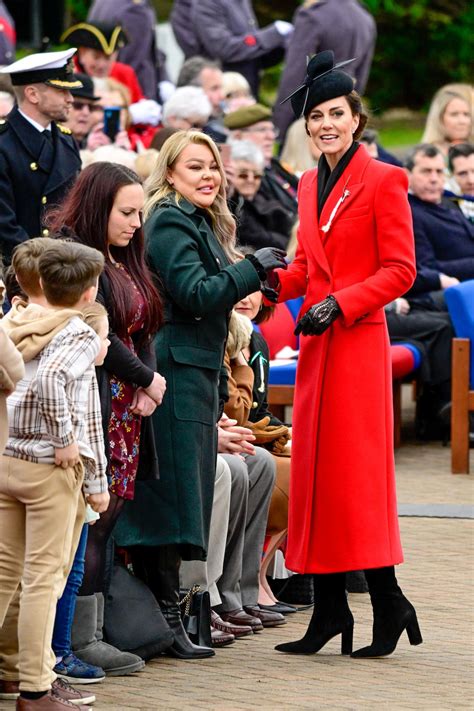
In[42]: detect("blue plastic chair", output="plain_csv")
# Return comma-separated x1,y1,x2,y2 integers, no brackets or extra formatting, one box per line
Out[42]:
445,280,474,473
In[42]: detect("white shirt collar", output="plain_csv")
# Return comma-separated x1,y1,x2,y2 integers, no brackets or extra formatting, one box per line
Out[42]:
18,109,52,133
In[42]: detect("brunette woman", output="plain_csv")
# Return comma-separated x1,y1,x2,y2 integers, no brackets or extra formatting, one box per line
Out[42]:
267,51,422,658
48,162,166,675
113,130,287,659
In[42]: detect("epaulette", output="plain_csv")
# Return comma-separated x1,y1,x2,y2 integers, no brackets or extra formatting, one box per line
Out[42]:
57,123,72,135
0,118,8,134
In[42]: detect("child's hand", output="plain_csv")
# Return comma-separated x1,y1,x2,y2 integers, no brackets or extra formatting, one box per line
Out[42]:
55,442,80,469
86,491,110,514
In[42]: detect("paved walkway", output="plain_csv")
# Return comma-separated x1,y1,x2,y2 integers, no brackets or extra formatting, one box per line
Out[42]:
2,441,473,710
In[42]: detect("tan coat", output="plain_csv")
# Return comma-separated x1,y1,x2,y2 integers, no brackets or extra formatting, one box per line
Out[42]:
0,328,25,454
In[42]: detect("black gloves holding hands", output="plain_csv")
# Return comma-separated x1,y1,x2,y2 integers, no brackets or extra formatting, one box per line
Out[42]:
245,248,287,303
294,295,341,336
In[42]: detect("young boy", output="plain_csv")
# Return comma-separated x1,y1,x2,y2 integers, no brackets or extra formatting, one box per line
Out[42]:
0,240,110,710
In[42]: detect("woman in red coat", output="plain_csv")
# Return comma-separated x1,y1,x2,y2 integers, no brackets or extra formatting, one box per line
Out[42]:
270,51,423,658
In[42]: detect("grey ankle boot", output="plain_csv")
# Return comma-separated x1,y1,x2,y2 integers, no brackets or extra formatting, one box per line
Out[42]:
71,594,145,676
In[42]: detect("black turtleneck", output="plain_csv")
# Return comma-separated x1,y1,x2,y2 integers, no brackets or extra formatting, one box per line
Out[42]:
317,141,360,220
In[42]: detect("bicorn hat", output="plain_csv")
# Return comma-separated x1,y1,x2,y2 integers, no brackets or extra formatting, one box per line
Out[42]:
282,50,356,119
0,48,83,88
61,22,128,56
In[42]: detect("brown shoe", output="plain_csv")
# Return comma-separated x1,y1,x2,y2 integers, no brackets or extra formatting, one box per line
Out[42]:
52,678,95,706
220,608,263,632
211,610,252,638
244,605,287,628
16,691,91,710
210,624,235,647
0,679,20,699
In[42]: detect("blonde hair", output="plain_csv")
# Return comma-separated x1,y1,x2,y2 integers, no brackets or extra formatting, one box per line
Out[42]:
422,83,473,145
81,302,108,334
12,237,59,297
135,149,159,181
222,72,251,99
280,117,318,175
144,130,240,261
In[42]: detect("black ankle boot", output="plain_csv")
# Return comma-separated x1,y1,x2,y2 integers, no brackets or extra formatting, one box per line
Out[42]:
351,566,422,658
275,573,354,655
132,545,215,660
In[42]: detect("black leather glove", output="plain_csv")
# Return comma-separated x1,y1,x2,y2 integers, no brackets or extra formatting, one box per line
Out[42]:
245,248,287,280
261,270,280,303
294,295,341,336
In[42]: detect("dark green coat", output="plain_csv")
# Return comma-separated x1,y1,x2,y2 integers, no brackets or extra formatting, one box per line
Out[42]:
113,198,261,560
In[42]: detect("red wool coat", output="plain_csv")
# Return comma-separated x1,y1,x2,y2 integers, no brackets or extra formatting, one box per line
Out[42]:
277,147,416,574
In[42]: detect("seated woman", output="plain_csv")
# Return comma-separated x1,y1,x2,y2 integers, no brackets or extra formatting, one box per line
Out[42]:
422,83,473,158
229,140,294,251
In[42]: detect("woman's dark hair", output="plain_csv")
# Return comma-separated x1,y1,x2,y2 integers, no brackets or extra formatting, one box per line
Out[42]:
345,90,368,141
47,162,163,342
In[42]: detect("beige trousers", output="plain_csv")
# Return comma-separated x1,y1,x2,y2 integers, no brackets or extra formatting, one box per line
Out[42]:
0,455,85,692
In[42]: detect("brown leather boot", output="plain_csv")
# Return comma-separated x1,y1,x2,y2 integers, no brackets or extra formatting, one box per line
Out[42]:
0,679,20,699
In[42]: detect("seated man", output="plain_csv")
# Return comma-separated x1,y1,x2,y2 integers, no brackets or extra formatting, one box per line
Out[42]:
224,103,299,222
177,57,227,143
404,143,474,310
446,143,474,223
161,86,211,131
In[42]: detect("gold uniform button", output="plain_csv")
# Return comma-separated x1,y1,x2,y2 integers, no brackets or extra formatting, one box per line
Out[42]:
251,401,258,409
30,162,38,171
41,196,47,204
42,229,49,237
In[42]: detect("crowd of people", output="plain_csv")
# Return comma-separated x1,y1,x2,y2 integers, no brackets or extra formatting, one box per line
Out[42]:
0,0,472,708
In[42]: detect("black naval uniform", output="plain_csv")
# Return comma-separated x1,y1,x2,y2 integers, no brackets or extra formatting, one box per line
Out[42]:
0,106,81,263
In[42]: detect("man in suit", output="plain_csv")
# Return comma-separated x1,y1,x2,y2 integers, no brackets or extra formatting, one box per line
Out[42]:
404,143,474,311
0,49,82,264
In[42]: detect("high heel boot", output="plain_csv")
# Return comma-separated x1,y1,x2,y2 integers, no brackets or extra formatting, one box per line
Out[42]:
351,566,422,658
131,545,215,660
275,573,354,655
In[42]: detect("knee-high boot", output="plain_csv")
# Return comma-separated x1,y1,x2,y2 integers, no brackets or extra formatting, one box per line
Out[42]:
131,545,215,660
275,573,353,655
351,566,422,658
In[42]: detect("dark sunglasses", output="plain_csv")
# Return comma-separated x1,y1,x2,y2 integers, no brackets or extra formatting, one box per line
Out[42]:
72,100,103,112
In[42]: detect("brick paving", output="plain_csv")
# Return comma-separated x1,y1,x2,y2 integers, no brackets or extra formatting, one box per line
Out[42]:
2,438,473,710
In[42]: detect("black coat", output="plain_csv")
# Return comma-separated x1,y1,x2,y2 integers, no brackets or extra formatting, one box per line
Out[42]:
247,330,283,427
406,194,474,298
96,272,160,485
0,106,81,262
260,158,299,220
113,198,261,560
233,191,293,251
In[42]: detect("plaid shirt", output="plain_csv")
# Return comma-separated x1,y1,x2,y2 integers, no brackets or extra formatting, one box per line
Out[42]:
5,317,108,495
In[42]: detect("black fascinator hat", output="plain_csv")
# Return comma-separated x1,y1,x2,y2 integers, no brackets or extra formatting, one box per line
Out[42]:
282,50,356,119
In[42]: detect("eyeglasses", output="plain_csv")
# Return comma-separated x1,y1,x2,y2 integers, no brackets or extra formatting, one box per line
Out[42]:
236,170,263,180
72,100,103,112
242,125,279,138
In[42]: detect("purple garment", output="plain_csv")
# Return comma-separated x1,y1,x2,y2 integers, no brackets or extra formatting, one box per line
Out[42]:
88,0,166,99
274,0,376,143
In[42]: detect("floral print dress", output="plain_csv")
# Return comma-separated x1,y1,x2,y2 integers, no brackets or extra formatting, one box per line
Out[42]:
108,263,147,500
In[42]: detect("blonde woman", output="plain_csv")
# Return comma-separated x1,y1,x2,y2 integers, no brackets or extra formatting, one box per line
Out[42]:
114,130,286,660
422,83,473,157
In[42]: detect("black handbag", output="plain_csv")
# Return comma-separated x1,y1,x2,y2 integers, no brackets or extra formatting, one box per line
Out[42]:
179,585,212,648
104,564,174,660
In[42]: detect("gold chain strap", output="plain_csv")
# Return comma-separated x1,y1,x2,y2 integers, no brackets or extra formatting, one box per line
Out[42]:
179,584,201,617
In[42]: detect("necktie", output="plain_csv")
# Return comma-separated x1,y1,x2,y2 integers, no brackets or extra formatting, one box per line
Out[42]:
43,129,52,142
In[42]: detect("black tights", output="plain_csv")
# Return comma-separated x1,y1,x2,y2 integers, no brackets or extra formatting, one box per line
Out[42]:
79,492,125,595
